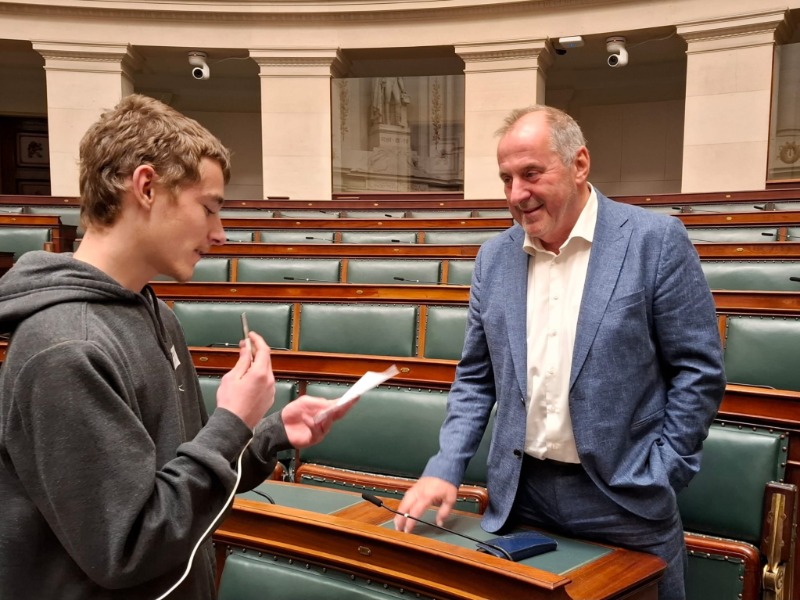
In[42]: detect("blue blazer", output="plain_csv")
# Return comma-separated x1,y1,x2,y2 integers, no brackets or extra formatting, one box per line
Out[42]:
423,192,726,533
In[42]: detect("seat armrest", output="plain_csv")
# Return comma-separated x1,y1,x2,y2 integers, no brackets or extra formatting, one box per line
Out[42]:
761,482,797,600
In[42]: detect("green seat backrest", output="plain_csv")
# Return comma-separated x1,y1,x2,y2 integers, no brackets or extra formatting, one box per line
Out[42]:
218,551,411,600
446,260,475,285
475,209,512,218
260,230,334,243
341,210,406,218
424,306,467,360
0,227,51,259
220,209,274,218
151,258,230,282
701,260,800,291
677,203,769,213
776,203,800,212
27,206,82,230
191,258,230,282
407,209,473,218
685,227,778,243
237,258,341,283
788,227,800,241
298,303,417,357
278,209,341,218
198,375,297,464
340,230,418,244
198,376,297,417
423,230,501,244
346,259,441,285
723,315,800,391
686,555,745,600
302,382,493,486
677,424,785,545
172,301,292,350
225,230,256,242
0,206,27,214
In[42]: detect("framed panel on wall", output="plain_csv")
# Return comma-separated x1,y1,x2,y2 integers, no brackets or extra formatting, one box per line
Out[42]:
16,180,51,195
16,132,49,167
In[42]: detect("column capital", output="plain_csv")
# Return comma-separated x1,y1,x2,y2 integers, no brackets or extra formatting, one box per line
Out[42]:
677,9,790,53
32,41,142,76
454,38,553,74
249,47,344,78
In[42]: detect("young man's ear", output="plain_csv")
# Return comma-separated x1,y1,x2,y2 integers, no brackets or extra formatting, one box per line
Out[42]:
131,165,157,209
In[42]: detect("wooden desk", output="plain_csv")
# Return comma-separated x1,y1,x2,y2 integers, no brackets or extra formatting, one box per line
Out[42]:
214,482,663,600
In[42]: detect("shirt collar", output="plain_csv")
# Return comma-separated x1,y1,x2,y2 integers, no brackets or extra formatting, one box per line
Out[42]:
522,183,598,255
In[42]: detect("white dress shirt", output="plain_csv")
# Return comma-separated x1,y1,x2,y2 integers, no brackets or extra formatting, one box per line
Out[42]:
523,186,598,463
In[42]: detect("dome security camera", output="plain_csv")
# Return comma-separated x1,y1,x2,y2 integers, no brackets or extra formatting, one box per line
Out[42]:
606,36,628,68
188,51,210,80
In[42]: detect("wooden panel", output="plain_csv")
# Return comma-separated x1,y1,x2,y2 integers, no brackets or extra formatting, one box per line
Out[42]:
214,485,663,600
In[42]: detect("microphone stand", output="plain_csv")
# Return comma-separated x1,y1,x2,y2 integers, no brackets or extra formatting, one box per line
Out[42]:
361,493,514,561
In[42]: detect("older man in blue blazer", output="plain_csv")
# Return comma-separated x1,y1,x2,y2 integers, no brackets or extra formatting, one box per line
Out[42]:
395,106,726,600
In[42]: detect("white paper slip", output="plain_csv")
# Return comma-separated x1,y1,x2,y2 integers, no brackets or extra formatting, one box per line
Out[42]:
313,364,400,424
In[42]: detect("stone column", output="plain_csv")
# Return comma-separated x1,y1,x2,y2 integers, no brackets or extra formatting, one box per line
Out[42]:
32,42,140,197
249,48,344,199
677,10,789,192
455,39,552,199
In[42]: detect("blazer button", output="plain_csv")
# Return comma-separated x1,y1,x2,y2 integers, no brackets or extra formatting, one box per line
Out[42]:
513,449,522,458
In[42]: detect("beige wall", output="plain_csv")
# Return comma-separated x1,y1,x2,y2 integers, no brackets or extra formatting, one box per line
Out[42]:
0,1,797,198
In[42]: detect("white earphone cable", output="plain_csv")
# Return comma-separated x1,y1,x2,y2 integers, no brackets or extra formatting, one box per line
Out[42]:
154,437,253,600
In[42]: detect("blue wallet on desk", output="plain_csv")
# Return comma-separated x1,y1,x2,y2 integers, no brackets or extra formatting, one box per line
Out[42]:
477,531,558,561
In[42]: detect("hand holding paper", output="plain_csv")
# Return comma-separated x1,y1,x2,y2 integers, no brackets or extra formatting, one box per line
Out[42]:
313,364,400,425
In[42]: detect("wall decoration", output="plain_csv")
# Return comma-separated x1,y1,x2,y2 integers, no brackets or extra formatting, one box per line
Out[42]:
17,133,49,167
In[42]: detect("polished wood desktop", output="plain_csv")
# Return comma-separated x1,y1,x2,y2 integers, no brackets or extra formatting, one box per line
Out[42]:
213,481,663,600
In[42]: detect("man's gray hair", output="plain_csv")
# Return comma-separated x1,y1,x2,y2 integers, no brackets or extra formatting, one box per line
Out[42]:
496,105,586,165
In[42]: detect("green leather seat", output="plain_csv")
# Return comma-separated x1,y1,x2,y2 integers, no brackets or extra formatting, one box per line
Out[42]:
298,381,494,510
423,305,467,359
151,258,230,282
678,424,787,600
684,227,778,243
297,303,417,357
237,258,341,283
198,376,298,467
407,209,473,218
446,259,475,285
218,551,411,600
345,259,441,284
339,230,418,244
0,227,51,259
475,209,512,217
723,315,800,391
260,230,334,243
224,230,256,242
423,230,501,244
27,205,82,234
172,301,292,350
701,260,800,291
219,209,274,218
278,209,341,218
341,210,406,218
678,424,785,544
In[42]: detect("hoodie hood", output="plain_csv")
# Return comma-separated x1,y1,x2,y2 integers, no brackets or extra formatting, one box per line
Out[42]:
0,251,140,336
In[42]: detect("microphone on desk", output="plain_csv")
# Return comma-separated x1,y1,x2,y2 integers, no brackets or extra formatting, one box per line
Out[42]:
754,202,777,211
389,239,416,244
392,276,440,284
789,277,800,283
672,206,720,214
304,236,334,243
283,276,334,283
360,492,514,561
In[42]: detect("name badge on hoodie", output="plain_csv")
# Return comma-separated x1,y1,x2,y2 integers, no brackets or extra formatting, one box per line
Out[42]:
170,345,181,370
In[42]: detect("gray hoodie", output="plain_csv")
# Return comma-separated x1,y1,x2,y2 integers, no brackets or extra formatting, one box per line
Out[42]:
0,251,288,599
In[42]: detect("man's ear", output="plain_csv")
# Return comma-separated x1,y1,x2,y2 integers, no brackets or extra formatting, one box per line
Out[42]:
131,165,157,210
573,146,590,186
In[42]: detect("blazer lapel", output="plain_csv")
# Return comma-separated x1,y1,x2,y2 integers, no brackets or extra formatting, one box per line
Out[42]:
570,195,631,389
503,227,530,402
